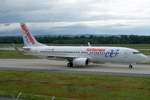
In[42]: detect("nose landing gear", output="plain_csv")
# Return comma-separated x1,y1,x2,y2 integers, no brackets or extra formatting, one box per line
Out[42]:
129,64,133,69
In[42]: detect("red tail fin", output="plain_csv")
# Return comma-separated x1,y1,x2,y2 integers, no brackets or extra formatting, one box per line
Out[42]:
20,23,46,47
20,23,36,45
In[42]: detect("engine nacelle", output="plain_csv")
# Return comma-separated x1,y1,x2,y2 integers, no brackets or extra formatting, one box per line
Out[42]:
73,58,89,66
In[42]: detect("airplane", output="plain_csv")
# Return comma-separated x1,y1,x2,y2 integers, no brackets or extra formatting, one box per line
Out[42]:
20,23,147,69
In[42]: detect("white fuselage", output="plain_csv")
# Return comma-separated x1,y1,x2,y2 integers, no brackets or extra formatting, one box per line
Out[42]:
24,46,147,64
20,23,147,67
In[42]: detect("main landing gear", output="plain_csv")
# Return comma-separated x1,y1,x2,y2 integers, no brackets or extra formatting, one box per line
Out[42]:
129,64,133,69
67,62,73,67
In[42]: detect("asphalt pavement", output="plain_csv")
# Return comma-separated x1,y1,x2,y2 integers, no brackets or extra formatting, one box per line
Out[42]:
0,58,149,77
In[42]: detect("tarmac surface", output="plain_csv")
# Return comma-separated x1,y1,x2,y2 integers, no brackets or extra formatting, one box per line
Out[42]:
0,58,150,77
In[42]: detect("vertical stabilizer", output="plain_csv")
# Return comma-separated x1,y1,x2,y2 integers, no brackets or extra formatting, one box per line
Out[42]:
20,23,45,47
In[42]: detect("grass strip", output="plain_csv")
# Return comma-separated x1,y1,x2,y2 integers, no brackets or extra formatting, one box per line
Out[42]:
0,50,38,59
0,71,150,100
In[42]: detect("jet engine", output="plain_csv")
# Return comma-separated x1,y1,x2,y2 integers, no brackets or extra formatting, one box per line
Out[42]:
72,58,89,66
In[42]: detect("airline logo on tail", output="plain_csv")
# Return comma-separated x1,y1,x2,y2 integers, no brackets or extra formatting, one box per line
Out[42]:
21,24,35,45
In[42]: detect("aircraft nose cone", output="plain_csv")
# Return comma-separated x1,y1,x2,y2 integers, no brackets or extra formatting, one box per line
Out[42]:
141,54,147,61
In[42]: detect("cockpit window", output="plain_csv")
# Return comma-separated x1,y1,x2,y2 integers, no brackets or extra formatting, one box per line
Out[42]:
133,52,140,54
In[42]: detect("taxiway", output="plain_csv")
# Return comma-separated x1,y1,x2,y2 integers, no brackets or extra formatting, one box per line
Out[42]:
0,59,150,77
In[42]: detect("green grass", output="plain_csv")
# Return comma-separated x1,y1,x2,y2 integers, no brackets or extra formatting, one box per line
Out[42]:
94,44,150,49
0,44,23,48
141,62,150,64
139,50,150,55
0,50,37,59
47,44,150,49
0,71,150,100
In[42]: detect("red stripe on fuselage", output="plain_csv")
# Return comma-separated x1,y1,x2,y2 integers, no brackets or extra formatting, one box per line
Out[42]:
21,24,35,45
86,48,105,52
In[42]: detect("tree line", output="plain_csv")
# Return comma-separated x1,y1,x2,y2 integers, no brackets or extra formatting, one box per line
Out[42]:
0,35,150,44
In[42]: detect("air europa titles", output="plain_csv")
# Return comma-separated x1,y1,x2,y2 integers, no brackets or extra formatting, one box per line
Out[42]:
86,48,105,52
105,49,120,58
86,48,120,58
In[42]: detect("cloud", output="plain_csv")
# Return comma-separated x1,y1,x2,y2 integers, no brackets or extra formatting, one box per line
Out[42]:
0,0,150,36
0,23,19,32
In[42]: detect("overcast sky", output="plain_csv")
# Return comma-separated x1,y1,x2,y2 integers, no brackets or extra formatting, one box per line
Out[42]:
0,0,150,36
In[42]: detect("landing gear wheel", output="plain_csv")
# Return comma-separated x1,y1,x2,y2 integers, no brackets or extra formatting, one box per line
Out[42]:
67,62,73,67
129,64,133,69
